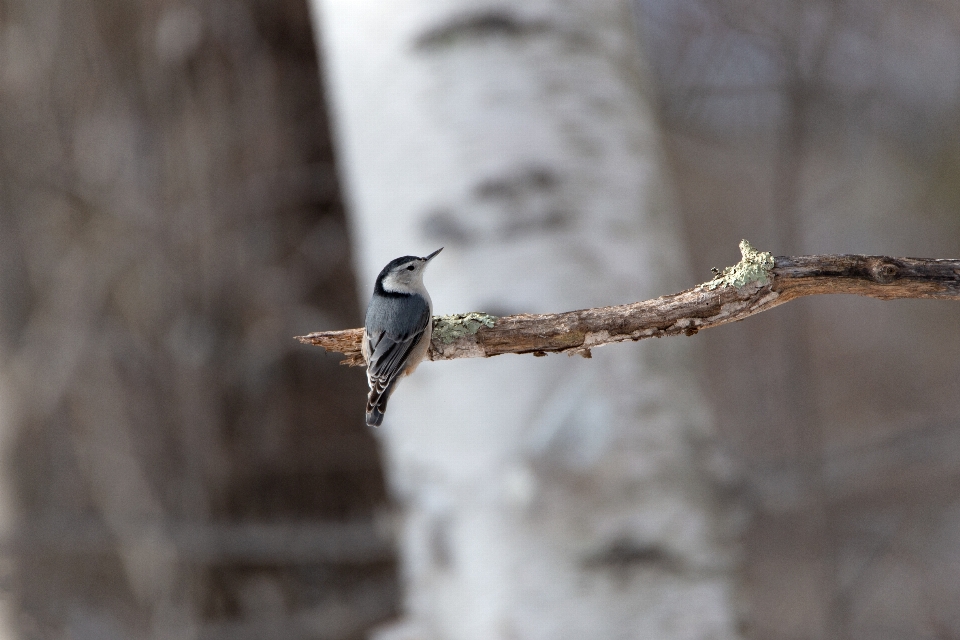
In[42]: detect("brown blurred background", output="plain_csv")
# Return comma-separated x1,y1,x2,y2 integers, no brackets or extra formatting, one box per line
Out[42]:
0,0,959,639
0,1,394,638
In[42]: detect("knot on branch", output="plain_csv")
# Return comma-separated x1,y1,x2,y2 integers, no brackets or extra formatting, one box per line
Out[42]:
869,259,900,284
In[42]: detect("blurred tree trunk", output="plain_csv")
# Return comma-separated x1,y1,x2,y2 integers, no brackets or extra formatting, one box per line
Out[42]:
0,1,395,638
312,1,741,639
639,1,960,637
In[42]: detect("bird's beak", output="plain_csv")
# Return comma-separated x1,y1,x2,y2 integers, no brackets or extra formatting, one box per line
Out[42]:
423,247,443,262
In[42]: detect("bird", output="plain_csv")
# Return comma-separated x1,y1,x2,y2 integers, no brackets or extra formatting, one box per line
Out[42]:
362,248,442,427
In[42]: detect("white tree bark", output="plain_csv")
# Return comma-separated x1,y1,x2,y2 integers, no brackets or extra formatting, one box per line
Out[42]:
311,1,741,639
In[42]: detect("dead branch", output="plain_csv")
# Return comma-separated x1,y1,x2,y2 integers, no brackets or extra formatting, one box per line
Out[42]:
296,241,960,366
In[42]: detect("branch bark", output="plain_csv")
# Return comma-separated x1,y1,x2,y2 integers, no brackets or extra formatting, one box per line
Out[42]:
297,241,960,366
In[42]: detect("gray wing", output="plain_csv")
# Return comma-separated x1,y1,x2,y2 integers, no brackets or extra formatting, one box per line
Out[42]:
366,323,427,382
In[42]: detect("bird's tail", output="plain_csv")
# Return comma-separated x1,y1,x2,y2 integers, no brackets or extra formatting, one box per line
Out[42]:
365,380,395,427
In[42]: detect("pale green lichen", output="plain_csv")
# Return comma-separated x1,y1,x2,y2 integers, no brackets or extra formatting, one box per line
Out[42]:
433,312,498,344
702,240,774,290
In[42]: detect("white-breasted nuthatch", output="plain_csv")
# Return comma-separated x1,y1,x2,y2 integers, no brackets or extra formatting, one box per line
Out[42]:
362,248,442,427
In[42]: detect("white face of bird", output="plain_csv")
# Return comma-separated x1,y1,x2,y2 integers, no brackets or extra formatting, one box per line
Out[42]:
379,248,442,294
381,258,427,293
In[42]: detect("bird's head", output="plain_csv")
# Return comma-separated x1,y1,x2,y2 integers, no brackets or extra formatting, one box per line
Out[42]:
376,247,442,295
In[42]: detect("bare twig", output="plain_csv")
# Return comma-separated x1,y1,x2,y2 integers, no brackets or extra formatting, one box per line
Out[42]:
296,241,960,366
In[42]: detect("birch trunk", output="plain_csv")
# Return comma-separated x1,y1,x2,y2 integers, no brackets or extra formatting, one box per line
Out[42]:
311,1,741,638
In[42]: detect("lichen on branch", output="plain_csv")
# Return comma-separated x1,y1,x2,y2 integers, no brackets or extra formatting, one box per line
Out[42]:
703,240,774,289
433,313,498,344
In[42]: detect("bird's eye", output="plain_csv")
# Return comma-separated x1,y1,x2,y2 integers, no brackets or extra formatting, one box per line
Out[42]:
406,265,415,271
